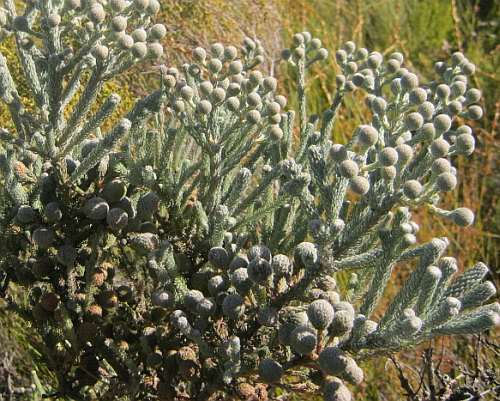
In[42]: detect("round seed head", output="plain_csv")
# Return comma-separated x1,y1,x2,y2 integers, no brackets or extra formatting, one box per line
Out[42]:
418,101,435,121
147,42,163,59
246,92,261,108
310,38,322,50
390,78,402,94
308,299,335,330
197,99,213,115
147,0,160,14
191,47,206,63
355,47,369,60
196,297,216,317
329,305,354,337
450,207,474,227
292,33,305,46
351,73,365,87
335,49,348,64
447,100,463,115
379,147,398,166
258,358,283,383
136,191,160,220
227,60,242,76
222,293,245,320
401,73,418,91
110,0,127,11
455,133,475,155
275,95,287,109
317,47,329,61
134,0,149,11
231,268,252,294
465,88,481,104
278,311,309,345
416,123,434,142
271,254,292,277
461,61,475,75
207,275,227,296
244,37,256,50
208,247,229,269
388,52,403,63
226,96,240,112
199,80,214,96
247,257,273,285
349,176,370,195
89,4,106,23
323,378,352,401
248,244,271,262
431,158,451,175
131,42,147,58
106,207,128,231
343,41,356,54
396,144,414,164
177,85,193,102
367,52,383,69
268,125,283,141
266,101,281,116
183,289,204,312
386,58,401,74
436,84,451,99
371,97,387,115
409,87,427,105
32,228,55,249
262,76,278,93
436,172,457,192
339,160,359,178
43,201,62,222
356,125,378,147
329,144,348,162
47,13,61,28
403,180,423,199
210,42,224,57
208,58,223,74
466,105,483,120
290,326,317,355
381,166,397,180
450,81,466,98
110,16,127,32
102,179,127,203
345,61,357,74
222,45,237,61
152,290,173,308
246,109,261,125
149,24,166,40
117,33,134,50
433,114,452,134
430,138,450,158
16,205,37,224
319,347,349,375
405,112,424,131
83,197,109,220
211,87,226,104
92,44,109,60
227,82,241,96
343,359,364,385
294,242,318,269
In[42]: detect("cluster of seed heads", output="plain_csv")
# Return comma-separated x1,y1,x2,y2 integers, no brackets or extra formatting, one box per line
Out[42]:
0,3,497,398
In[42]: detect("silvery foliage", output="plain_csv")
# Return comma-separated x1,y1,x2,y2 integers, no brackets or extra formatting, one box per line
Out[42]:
0,1,497,399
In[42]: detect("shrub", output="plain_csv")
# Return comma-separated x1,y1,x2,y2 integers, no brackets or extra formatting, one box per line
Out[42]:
0,2,497,400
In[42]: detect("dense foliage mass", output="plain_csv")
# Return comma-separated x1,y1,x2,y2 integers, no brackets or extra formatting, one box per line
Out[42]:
0,1,497,400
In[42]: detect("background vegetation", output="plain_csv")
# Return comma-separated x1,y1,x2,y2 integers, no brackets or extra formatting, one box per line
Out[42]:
0,0,498,399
